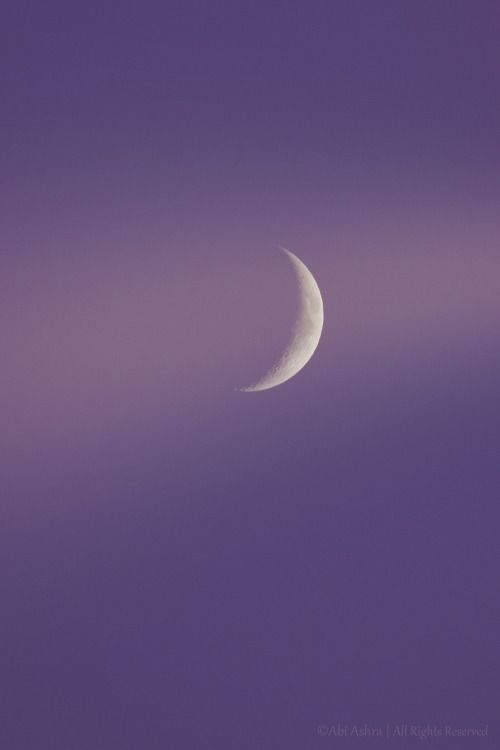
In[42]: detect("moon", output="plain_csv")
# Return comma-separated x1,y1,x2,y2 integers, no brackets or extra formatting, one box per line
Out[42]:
239,247,324,392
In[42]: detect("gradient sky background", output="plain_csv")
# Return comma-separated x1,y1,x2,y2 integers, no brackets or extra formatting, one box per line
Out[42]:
1,2,500,748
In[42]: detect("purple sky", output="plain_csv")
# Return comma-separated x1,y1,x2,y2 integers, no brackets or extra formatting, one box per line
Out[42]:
2,2,500,748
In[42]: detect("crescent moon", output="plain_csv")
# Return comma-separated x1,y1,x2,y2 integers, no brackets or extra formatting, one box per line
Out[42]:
239,247,324,392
